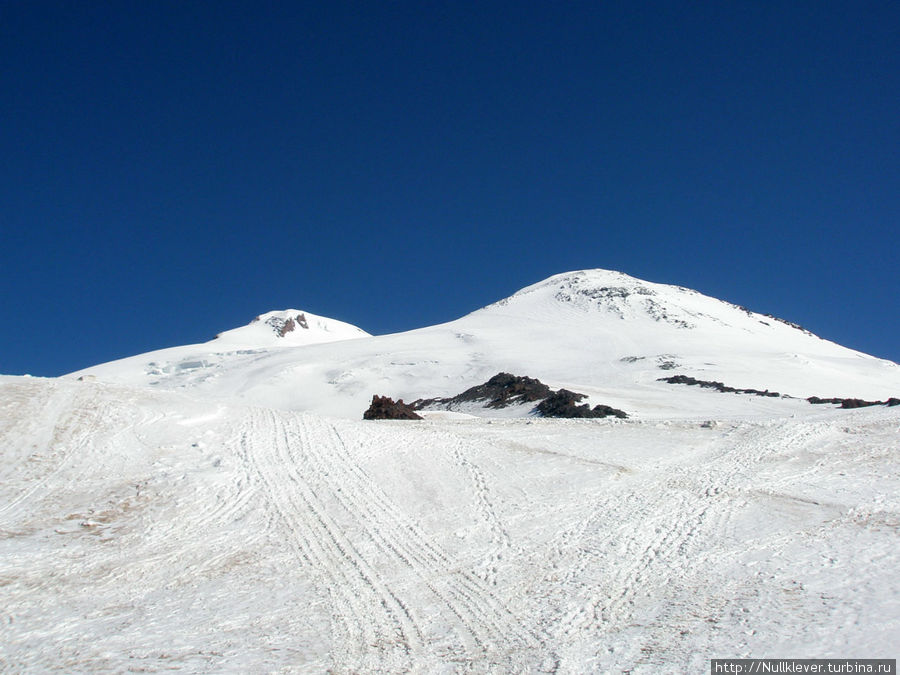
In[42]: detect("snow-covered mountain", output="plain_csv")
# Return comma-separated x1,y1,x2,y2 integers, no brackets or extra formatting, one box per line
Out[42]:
4,268,899,672
73,269,900,419
213,309,370,347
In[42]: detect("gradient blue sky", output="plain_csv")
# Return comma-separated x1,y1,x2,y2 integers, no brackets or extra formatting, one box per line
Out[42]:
2,1,898,376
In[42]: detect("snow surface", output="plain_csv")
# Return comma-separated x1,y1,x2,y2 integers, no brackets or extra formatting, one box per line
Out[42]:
213,309,371,348
4,269,900,671
72,269,900,420
1,376,897,672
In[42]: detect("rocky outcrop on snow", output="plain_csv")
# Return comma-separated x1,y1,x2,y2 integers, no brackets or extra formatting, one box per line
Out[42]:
259,312,310,337
363,395,423,420
208,308,370,349
412,372,628,419
661,375,900,409
807,396,900,408
658,375,782,397
534,389,629,419
548,277,693,328
413,373,552,410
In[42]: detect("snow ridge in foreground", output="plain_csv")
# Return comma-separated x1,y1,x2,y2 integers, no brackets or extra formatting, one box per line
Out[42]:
1,376,897,672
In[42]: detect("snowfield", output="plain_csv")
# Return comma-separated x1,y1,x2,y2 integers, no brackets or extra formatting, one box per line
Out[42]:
3,270,899,672
72,270,900,419
2,376,897,672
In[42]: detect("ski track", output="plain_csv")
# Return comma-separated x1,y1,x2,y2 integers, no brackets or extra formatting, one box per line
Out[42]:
449,440,513,591
623,420,848,669
240,410,367,669
84,399,262,591
0,385,142,533
303,417,538,659
242,408,422,673
142,420,264,590
238,407,542,671
0,383,84,527
543,420,836,662
2,375,897,673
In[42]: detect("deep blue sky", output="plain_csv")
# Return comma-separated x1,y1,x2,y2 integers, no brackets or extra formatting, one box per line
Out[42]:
2,1,898,376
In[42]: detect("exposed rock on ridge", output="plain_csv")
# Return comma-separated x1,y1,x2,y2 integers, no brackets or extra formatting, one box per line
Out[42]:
535,389,629,419
413,373,552,410
363,395,422,420
660,374,899,408
808,396,900,408
410,373,629,419
658,375,782,398
256,312,310,337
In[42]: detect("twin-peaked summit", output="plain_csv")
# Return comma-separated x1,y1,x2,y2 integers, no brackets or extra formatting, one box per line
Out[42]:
73,269,900,419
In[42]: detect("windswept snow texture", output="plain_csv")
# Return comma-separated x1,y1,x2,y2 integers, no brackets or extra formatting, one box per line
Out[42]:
73,270,900,419
1,376,898,672
8,270,900,670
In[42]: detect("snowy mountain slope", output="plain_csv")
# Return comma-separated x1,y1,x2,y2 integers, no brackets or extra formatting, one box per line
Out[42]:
2,375,898,672
71,308,372,399
213,309,370,347
72,270,900,420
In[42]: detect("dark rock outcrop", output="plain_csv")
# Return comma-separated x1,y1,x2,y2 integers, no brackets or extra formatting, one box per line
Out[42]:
840,398,879,409
660,376,898,408
413,372,552,410
276,316,298,337
806,396,846,405
535,390,628,419
255,312,311,337
412,372,629,419
808,396,900,408
363,395,422,420
658,375,781,397
732,303,815,336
